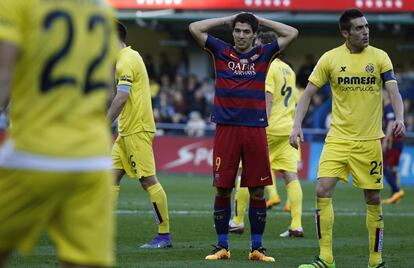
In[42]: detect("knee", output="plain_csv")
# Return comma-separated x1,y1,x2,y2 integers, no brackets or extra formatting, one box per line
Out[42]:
316,183,333,198
365,190,381,205
216,188,232,198
140,176,159,190
281,171,298,184
249,187,264,200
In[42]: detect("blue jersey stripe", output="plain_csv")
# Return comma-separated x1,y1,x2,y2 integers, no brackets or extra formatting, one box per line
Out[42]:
212,106,267,127
215,88,265,100
216,70,267,81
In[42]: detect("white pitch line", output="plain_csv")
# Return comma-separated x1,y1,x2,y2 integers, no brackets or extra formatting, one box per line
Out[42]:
116,209,414,217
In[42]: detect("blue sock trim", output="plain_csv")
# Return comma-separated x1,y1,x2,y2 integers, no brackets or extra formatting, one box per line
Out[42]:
218,234,229,249
251,234,262,250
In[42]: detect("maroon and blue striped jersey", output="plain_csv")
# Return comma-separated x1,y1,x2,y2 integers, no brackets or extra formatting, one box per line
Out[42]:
205,35,279,127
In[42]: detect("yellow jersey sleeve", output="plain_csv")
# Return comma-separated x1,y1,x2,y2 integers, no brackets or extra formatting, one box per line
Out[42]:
0,0,25,45
308,52,330,88
379,51,397,84
116,56,133,89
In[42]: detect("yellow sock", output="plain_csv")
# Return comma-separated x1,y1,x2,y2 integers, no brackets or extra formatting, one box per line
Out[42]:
112,185,120,207
316,197,334,263
265,172,279,200
287,180,302,230
233,176,249,225
147,183,170,234
367,204,384,266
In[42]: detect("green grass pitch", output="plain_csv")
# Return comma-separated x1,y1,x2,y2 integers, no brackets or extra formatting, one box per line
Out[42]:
8,174,414,267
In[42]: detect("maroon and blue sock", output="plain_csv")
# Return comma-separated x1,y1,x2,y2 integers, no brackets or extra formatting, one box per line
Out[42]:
214,196,231,249
249,198,266,250
384,165,400,193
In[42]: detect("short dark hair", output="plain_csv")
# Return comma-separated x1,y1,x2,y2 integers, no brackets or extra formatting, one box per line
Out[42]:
339,9,364,32
116,21,127,42
256,31,277,44
232,13,259,33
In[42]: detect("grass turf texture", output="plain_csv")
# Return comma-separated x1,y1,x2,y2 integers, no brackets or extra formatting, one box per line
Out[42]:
8,174,414,267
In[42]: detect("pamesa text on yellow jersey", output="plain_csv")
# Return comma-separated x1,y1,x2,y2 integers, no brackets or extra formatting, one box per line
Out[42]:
309,43,396,140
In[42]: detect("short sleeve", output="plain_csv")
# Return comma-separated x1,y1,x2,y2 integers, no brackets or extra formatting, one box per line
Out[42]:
262,40,280,61
379,51,396,83
0,0,24,46
308,52,330,88
116,56,133,89
204,35,228,55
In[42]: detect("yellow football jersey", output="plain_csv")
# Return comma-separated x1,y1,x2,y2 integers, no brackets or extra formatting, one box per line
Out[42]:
116,46,156,136
266,58,297,136
309,43,396,140
0,0,117,165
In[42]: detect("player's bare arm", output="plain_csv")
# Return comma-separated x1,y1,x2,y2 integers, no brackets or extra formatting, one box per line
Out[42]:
0,42,18,112
289,82,319,149
385,82,405,137
188,14,239,47
106,90,129,123
255,16,298,51
265,91,273,120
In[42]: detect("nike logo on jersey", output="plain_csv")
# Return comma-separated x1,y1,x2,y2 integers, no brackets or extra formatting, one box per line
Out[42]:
260,176,269,181
229,53,238,60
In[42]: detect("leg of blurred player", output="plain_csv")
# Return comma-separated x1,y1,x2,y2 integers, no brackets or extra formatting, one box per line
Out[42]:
382,149,404,205
264,172,281,208
279,170,303,238
229,170,248,234
112,169,125,205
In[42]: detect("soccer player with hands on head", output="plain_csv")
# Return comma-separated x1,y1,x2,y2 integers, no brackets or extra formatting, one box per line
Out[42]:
290,9,405,268
189,12,298,262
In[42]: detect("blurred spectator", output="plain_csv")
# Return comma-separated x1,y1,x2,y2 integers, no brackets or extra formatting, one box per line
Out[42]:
188,89,208,118
153,90,175,123
144,53,157,79
296,53,315,89
184,74,199,105
176,48,189,77
172,91,187,115
150,78,160,99
159,52,174,79
173,74,185,92
185,111,206,137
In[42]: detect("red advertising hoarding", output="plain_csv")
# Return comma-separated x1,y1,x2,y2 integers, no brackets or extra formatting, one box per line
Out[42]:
110,0,414,12
153,135,309,178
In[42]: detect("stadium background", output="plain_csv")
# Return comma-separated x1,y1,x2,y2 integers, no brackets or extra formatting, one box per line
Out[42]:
2,1,414,267
106,0,414,184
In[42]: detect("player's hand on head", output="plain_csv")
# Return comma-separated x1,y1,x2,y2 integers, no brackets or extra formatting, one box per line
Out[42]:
393,119,406,137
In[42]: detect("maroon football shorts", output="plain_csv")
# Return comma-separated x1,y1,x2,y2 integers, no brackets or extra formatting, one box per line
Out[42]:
212,124,272,188
384,148,402,167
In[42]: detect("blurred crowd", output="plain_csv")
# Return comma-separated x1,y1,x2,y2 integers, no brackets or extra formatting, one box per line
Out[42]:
0,52,413,138
146,52,414,137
